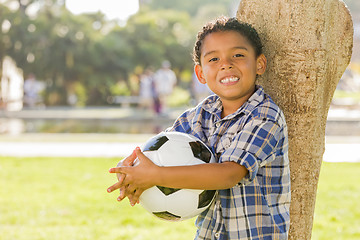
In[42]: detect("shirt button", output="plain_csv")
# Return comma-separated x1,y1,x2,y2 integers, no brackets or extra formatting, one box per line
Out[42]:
215,232,220,238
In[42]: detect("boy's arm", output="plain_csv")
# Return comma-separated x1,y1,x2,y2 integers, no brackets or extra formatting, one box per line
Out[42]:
107,147,248,206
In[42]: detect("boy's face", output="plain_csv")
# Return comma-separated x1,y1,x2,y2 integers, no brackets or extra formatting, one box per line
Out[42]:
195,30,266,109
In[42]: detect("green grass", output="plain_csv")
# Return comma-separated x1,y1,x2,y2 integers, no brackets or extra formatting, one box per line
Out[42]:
312,162,360,240
0,157,196,240
333,90,360,102
0,157,359,240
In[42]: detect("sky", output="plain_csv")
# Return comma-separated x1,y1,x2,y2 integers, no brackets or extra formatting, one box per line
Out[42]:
66,0,139,22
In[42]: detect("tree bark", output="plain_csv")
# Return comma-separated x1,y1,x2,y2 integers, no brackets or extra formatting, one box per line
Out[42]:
237,0,353,239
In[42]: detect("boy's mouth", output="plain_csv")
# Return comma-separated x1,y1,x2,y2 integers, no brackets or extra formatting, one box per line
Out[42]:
220,76,239,84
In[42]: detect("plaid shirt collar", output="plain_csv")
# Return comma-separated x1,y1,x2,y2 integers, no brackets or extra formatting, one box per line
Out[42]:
201,85,266,120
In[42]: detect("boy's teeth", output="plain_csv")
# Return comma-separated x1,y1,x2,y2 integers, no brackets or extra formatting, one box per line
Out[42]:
221,77,239,83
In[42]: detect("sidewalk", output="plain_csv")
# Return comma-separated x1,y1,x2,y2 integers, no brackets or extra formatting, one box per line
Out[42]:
1,105,360,162
0,133,148,158
0,133,359,162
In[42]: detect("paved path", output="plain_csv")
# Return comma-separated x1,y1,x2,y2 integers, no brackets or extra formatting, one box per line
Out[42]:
1,105,360,162
322,142,360,162
0,141,139,158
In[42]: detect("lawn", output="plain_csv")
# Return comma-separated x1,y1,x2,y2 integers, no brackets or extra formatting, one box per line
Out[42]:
0,157,195,240
312,162,360,240
0,157,359,240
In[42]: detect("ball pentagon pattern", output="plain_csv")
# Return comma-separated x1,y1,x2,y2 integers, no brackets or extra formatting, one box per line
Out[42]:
138,131,217,221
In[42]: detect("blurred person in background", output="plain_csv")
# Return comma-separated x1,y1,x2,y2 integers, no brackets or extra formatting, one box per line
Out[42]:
154,60,177,114
139,67,154,109
23,73,44,108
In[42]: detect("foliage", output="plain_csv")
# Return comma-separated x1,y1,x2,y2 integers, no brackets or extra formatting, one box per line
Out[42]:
121,9,194,72
0,0,359,106
142,0,237,17
0,0,239,106
0,157,359,239
168,86,192,107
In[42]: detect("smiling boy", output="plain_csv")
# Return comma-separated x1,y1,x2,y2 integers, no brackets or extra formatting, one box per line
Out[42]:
108,17,290,240
195,29,266,117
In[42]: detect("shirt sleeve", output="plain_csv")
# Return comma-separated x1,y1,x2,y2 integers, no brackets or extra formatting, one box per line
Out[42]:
165,110,193,133
219,118,282,183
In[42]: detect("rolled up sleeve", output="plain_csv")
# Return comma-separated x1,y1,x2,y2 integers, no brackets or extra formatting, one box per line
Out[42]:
220,118,281,183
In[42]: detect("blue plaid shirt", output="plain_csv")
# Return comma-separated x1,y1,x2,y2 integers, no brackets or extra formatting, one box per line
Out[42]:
167,86,290,240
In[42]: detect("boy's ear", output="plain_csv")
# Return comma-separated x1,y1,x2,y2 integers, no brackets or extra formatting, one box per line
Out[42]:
194,65,206,84
256,54,267,75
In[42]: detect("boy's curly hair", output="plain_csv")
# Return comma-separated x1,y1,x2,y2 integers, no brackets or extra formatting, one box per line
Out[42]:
192,16,263,65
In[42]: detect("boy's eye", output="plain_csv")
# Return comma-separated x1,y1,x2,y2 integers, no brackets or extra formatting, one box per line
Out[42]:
234,53,244,58
209,57,219,62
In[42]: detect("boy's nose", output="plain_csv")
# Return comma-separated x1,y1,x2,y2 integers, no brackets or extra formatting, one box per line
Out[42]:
220,59,233,70
221,64,233,70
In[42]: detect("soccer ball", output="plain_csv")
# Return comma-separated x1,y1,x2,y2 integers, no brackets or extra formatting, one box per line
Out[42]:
132,131,216,221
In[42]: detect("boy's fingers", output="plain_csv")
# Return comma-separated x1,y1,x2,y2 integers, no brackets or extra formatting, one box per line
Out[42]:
117,186,127,201
116,148,138,169
134,147,147,161
116,172,125,182
123,149,138,166
107,181,122,193
129,189,143,206
125,184,137,195
109,166,131,174
115,150,139,181
108,176,132,193
133,189,143,203
123,185,137,206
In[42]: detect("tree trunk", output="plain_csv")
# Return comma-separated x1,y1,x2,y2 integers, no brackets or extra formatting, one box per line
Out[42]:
237,0,353,239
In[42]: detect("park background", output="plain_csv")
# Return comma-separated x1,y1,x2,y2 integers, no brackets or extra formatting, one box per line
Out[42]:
0,0,360,239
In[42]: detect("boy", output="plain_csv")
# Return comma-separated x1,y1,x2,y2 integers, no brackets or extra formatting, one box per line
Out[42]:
107,16,290,240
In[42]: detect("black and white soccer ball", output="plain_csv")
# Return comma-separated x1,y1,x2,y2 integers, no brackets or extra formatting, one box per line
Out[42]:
137,131,216,221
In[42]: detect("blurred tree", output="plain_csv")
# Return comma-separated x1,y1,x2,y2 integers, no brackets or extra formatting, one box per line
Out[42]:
0,5,12,79
123,9,194,73
0,0,244,106
142,0,237,17
2,0,113,105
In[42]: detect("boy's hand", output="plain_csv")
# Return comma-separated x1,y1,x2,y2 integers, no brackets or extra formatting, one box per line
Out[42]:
107,147,160,206
107,149,137,202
